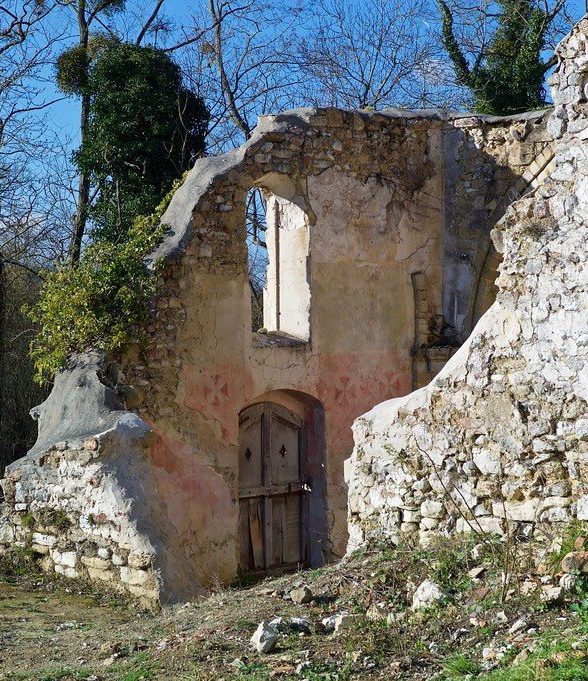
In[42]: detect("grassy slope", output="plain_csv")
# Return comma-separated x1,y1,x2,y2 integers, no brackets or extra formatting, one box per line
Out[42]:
2,532,588,680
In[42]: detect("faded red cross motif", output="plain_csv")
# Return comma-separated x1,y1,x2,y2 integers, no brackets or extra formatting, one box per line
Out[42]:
376,370,405,395
202,373,230,409
182,364,253,444
332,375,357,406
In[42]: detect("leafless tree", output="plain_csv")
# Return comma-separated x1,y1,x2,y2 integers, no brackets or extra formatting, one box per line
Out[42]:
297,0,446,110
0,2,73,268
183,0,305,152
0,1,74,473
179,1,306,327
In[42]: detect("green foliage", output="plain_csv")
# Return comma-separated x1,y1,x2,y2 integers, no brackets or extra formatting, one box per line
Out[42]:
20,513,34,529
27,668,96,681
26,184,179,383
55,33,120,97
115,652,157,681
97,0,126,17
56,35,118,95
56,44,89,95
429,536,476,593
480,643,588,680
298,661,352,680
41,508,71,531
438,0,554,115
442,653,481,678
233,662,272,680
75,42,208,243
570,577,588,614
43,41,207,382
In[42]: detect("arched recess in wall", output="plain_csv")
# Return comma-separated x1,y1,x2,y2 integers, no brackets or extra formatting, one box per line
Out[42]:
467,150,556,334
245,172,314,341
237,389,327,573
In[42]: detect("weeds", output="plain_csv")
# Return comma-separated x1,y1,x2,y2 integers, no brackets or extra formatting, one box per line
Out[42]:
41,507,71,531
20,513,35,529
546,521,588,573
300,660,352,680
0,544,40,580
442,653,481,678
233,662,271,680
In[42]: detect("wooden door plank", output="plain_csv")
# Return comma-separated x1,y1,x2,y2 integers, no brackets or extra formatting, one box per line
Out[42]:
299,426,308,565
269,411,301,485
238,481,305,498
248,499,264,569
263,496,273,569
239,409,263,488
283,493,302,564
262,404,273,567
238,499,251,569
270,403,303,428
271,495,284,566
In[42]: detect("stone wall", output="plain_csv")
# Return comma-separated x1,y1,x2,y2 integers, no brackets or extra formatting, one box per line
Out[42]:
0,354,209,605
346,19,588,553
0,97,554,603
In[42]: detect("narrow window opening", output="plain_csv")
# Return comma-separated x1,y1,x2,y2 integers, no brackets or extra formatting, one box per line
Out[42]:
263,194,311,341
247,186,311,341
246,188,269,332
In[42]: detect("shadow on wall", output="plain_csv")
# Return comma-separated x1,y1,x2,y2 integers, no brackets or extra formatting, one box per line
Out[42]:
439,115,554,349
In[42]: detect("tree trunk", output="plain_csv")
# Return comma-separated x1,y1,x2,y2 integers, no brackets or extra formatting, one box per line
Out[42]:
0,258,6,476
69,1,90,264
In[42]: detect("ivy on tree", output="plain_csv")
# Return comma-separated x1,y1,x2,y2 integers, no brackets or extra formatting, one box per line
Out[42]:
437,0,559,115
60,41,208,243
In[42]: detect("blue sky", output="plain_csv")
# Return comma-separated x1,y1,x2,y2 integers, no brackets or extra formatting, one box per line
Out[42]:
44,0,588,150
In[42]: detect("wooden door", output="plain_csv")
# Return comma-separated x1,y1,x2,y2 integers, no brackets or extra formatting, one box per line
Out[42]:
238,403,307,572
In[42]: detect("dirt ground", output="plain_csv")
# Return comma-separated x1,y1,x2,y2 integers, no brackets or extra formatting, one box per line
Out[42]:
2,537,588,681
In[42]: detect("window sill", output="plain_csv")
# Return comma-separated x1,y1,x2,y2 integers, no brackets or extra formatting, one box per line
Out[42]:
252,331,310,349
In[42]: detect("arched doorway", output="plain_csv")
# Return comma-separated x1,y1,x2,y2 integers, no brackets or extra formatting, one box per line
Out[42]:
238,392,326,573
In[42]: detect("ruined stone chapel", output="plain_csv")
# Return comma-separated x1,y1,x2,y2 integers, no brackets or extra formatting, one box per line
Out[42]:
3,18,579,604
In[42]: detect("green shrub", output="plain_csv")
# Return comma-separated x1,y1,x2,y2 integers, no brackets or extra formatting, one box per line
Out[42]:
442,653,481,678
546,521,588,573
26,184,180,383
41,508,71,531
20,513,35,529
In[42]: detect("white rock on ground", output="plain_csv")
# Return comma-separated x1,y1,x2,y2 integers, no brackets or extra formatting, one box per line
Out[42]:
411,579,445,610
560,574,577,591
250,621,278,653
289,617,311,633
540,585,564,605
322,611,349,632
268,617,287,632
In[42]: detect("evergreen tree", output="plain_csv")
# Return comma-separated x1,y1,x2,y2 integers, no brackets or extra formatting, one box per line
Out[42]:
55,0,128,262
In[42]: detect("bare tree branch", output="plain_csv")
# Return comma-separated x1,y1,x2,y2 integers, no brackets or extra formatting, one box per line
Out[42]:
136,0,166,45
